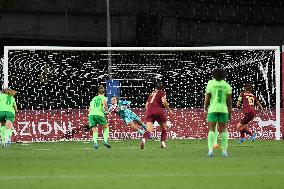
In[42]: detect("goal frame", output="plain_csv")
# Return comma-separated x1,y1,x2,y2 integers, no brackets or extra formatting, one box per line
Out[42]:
3,46,281,140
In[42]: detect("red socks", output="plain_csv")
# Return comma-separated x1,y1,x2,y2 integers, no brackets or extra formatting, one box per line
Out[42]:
161,130,167,142
240,128,252,138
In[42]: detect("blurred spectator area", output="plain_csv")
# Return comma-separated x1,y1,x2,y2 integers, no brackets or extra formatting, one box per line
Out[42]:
0,0,284,47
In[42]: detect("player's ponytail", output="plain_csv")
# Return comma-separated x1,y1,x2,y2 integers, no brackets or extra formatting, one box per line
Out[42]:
3,88,17,96
98,85,105,94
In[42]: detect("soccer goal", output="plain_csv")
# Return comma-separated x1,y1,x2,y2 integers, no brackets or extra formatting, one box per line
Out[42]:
2,46,281,141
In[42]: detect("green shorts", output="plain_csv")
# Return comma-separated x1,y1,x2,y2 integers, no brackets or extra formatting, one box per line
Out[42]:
88,115,107,128
207,112,229,123
0,111,15,123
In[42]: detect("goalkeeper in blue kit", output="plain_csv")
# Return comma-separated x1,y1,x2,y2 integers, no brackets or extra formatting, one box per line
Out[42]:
110,97,147,135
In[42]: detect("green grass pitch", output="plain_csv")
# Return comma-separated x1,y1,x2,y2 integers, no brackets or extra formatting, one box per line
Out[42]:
0,140,283,189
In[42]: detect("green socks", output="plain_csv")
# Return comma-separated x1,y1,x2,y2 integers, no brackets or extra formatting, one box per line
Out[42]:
214,127,219,146
93,131,98,144
93,128,110,144
221,131,229,153
4,128,12,143
1,126,6,143
208,131,215,153
103,127,109,143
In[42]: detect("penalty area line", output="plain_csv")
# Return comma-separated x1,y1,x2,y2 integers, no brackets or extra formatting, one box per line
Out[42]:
1,171,284,180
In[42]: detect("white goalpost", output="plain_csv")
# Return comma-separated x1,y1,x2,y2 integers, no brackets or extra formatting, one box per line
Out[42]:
2,46,281,141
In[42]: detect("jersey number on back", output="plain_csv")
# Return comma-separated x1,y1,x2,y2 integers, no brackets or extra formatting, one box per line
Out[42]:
217,89,223,103
94,98,102,107
149,92,157,103
246,96,254,106
6,96,12,105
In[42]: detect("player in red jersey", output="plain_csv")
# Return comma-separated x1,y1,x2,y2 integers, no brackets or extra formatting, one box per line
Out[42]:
140,82,173,149
237,83,264,143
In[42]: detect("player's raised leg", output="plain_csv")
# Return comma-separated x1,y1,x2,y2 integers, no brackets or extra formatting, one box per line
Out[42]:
128,121,145,135
135,119,147,130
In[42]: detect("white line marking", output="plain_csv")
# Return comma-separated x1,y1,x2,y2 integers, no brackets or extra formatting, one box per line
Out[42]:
0,171,283,180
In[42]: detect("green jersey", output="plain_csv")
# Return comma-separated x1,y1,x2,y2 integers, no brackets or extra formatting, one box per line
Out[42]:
0,93,16,115
88,95,107,117
206,79,232,113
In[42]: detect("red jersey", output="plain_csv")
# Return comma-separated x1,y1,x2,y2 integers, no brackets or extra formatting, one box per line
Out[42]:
146,89,166,110
238,92,257,114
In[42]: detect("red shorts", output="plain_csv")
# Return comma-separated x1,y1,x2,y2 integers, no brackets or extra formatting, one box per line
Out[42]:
146,108,166,123
240,112,256,125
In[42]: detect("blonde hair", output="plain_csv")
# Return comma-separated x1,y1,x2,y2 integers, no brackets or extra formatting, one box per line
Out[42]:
3,88,17,96
98,85,105,95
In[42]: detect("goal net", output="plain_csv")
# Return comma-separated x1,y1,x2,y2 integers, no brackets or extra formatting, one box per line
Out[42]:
2,46,281,141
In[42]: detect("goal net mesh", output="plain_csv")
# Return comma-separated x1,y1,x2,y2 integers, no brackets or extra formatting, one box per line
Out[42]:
0,48,279,141
3,50,276,110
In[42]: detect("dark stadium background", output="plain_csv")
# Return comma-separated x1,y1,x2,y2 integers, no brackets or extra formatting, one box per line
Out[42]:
0,0,283,131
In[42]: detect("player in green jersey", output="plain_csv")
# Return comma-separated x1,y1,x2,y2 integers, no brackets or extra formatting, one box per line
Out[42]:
204,69,232,157
88,85,111,149
0,88,18,147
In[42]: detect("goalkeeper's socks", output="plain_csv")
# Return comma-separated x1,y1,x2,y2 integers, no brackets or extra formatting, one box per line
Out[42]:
141,123,147,130
208,131,215,154
137,129,145,135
